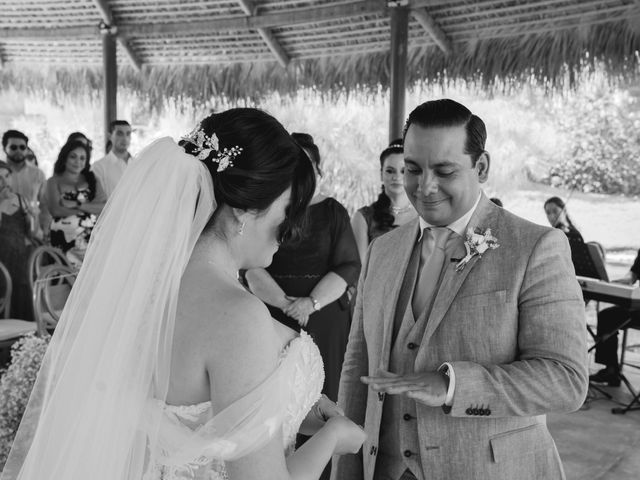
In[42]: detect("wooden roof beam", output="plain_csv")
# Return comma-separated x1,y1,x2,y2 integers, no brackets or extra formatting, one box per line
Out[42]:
92,0,142,71
0,1,385,39
235,0,289,68
257,28,289,67
236,0,257,17
411,8,452,55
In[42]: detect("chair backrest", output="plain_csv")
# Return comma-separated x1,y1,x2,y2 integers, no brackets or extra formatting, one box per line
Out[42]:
0,261,12,319
33,264,76,335
27,245,71,289
569,238,609,282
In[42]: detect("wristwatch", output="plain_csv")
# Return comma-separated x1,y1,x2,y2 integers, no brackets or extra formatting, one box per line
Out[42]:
309,295,321,311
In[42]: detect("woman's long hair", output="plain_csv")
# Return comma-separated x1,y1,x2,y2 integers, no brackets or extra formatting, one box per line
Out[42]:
53,140,97,201
371,139,404,230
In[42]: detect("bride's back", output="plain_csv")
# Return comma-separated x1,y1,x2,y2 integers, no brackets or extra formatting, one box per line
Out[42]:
166,247,285,409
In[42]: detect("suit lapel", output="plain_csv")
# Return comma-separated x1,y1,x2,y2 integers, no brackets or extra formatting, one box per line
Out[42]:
419,194,501,348
377,220,420,371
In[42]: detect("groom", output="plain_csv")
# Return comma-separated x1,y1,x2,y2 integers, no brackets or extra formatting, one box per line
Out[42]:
332,99,588,480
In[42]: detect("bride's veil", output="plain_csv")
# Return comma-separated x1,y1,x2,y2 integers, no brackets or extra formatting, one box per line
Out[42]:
1,137,215,479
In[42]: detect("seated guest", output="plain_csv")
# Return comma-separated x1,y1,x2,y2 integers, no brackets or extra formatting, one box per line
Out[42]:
44,140,106,264
0,163,37,320
590,249,640,386
351,139,418,263
490,197,503,207
544,196,584,243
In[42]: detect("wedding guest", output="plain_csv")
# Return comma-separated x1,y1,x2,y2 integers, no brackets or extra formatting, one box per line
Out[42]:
66,132,93,151
92,120,132,198
246,132,361,403
0,163,37,320
351,139,418,263
590,248,640,386
44,141,106,264
334,99,587,480
2,130,46,239
24,148,38,167
544,196,583,243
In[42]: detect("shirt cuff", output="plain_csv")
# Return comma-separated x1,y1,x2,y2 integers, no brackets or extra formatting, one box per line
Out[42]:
438,362,456,406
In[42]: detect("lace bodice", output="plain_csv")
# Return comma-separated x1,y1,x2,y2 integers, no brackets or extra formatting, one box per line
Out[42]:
143,331,324,480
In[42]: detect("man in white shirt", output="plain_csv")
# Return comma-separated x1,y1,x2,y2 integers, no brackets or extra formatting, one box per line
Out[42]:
2,129,46,237
92,120,132,198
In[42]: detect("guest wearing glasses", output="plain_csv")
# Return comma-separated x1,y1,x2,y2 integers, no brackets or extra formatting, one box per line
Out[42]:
2,130,46,240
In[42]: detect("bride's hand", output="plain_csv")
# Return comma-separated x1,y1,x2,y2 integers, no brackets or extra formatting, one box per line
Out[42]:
312,394,344,422
325,416,367,455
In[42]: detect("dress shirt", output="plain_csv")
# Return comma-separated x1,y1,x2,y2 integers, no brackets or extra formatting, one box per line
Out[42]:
416,192,482,406
92,151,130,198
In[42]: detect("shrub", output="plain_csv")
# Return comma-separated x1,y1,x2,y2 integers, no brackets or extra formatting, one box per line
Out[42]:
0,334,50,470
545,89,640,196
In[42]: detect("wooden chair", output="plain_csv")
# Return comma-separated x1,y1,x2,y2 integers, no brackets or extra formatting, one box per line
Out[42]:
27,245,71,289
32,264,76,336
0,261,37,349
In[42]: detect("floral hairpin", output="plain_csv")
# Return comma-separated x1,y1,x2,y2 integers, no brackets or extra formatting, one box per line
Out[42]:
181,127,243,172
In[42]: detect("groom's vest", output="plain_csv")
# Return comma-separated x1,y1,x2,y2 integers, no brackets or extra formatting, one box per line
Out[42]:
376,243,431,480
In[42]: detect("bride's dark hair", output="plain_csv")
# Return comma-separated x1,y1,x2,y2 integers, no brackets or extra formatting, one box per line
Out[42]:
181,108,315,242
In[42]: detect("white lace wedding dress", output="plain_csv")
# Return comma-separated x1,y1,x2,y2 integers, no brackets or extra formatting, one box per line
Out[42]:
143,331,324,480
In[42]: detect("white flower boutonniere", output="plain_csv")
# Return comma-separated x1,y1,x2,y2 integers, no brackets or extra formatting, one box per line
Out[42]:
455,227,500,272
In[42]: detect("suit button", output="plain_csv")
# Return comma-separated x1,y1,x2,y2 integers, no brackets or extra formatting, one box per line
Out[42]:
403,413,412,421
404,450,412,458
378,392,385,401
465,408,473,415
472,408,479,415
407,342,417,350
370,445,377,455
478,409,486,416
486,409,491,416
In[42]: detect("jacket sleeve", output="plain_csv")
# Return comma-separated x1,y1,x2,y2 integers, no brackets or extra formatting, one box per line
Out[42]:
448,228,589,417
331,239,375,480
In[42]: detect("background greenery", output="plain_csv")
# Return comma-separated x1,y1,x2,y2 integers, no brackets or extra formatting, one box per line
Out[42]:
0,75,638,255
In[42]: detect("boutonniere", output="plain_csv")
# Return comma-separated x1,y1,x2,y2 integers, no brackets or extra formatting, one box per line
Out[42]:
455,227,499,272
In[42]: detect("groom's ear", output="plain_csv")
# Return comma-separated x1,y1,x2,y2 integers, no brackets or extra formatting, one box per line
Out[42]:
476,152,490,183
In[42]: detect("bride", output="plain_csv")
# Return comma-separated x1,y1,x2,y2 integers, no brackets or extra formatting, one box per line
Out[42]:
1,108,366,479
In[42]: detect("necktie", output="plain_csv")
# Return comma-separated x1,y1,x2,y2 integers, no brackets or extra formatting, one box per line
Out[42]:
411,227,452,318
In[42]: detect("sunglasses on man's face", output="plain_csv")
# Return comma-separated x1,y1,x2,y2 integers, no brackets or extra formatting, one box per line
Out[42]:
8,145,27,151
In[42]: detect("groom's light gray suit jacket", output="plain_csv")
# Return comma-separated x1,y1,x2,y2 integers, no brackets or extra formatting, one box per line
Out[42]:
333,194,588,480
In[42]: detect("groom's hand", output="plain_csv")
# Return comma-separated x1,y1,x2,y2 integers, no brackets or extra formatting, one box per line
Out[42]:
361,370,449,407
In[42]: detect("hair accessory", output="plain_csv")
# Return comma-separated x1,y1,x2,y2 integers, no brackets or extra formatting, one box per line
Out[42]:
388,143,403,149
181,127,243,172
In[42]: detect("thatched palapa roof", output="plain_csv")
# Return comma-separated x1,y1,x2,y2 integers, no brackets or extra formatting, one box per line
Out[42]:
0,0,639,101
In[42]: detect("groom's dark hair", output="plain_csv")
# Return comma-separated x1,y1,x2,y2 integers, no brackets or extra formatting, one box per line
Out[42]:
403,99,487,167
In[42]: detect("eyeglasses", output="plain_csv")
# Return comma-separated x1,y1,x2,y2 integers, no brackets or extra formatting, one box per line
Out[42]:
8,145,27,151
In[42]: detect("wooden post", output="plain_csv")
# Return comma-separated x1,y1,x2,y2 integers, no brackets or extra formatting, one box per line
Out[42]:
388,1,409,142
101,22,117,153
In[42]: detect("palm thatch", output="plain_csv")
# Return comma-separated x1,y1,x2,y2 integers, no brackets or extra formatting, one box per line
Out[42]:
0,0,638,103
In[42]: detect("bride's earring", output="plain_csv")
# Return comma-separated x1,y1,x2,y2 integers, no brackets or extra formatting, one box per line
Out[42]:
238,220,245,236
